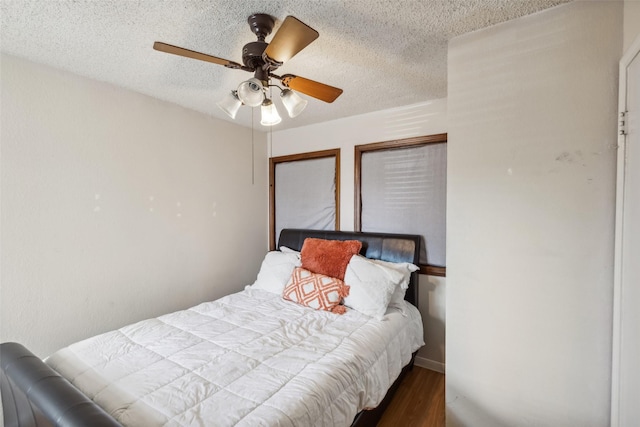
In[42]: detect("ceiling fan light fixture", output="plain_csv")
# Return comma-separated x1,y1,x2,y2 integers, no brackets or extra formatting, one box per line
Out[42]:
280,89,308,118
236,77,264,107
154,14,343,125
260,99,282,126
217,90,242,119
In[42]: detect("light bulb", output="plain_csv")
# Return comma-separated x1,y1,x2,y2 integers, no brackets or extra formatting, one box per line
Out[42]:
260,99,282,126
280,89,308,118
236,78,264,107
216,90,242,119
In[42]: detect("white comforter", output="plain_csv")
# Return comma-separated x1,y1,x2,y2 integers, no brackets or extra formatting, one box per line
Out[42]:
46,288,424,426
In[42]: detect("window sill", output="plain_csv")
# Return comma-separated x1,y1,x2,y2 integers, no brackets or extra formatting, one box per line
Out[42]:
420,265,446,277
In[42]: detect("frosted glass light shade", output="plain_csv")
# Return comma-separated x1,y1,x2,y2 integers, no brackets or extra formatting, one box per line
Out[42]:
236,78,264,107
260,99,282,126
280,89,307,118
217,91,242,119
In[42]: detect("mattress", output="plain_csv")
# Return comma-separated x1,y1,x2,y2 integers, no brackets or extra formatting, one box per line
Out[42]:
46,288,424,426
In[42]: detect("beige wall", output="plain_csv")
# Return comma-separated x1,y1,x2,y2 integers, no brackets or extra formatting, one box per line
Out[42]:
624,0,640,52
270,100,448,372
446,2,621,425
0,55,269,357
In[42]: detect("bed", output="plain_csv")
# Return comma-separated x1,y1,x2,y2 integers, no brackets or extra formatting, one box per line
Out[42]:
1,229,423,427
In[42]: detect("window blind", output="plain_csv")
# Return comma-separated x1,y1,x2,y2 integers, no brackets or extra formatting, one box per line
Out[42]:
361,143,446,266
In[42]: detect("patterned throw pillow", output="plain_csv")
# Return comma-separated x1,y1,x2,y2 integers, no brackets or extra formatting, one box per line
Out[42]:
283,267,350,314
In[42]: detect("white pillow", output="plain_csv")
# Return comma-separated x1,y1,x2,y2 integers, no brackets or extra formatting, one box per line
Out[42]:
248,251,301,294
343,255,405,319
371,259,419,310
279,246,300,255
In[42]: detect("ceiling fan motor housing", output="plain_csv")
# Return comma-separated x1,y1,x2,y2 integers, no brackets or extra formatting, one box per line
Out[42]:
244,13,277,83
242,41,268,69
247,14,275,41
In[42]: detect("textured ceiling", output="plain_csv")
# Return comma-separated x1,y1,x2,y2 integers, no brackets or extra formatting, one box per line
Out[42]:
1,0,572,130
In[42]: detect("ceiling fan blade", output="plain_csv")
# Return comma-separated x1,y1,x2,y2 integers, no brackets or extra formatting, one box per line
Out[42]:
281,74,343,103
263,16,319,65
153,42,242,69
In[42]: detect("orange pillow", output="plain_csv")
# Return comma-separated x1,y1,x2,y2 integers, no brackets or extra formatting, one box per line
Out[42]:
300,238,362,281
283,267,350,314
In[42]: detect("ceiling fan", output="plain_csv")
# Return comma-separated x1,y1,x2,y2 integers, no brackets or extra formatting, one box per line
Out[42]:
153,14,343,125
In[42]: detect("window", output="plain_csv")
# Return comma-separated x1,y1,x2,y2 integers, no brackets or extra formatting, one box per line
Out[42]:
269,149,340,249
355,134,447,276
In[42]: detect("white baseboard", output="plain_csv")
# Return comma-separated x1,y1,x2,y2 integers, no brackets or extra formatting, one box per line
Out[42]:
415,356,445,374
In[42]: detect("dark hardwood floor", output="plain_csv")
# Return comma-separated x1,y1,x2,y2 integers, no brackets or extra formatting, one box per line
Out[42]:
378,367,445,427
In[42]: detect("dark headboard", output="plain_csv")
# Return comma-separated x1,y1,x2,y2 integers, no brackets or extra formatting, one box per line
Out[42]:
277,229,421,308
0,342,122,427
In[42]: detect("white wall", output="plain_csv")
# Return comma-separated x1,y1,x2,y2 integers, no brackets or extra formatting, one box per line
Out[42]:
271,100,447,371
446,2,621,426
0,55,269,357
